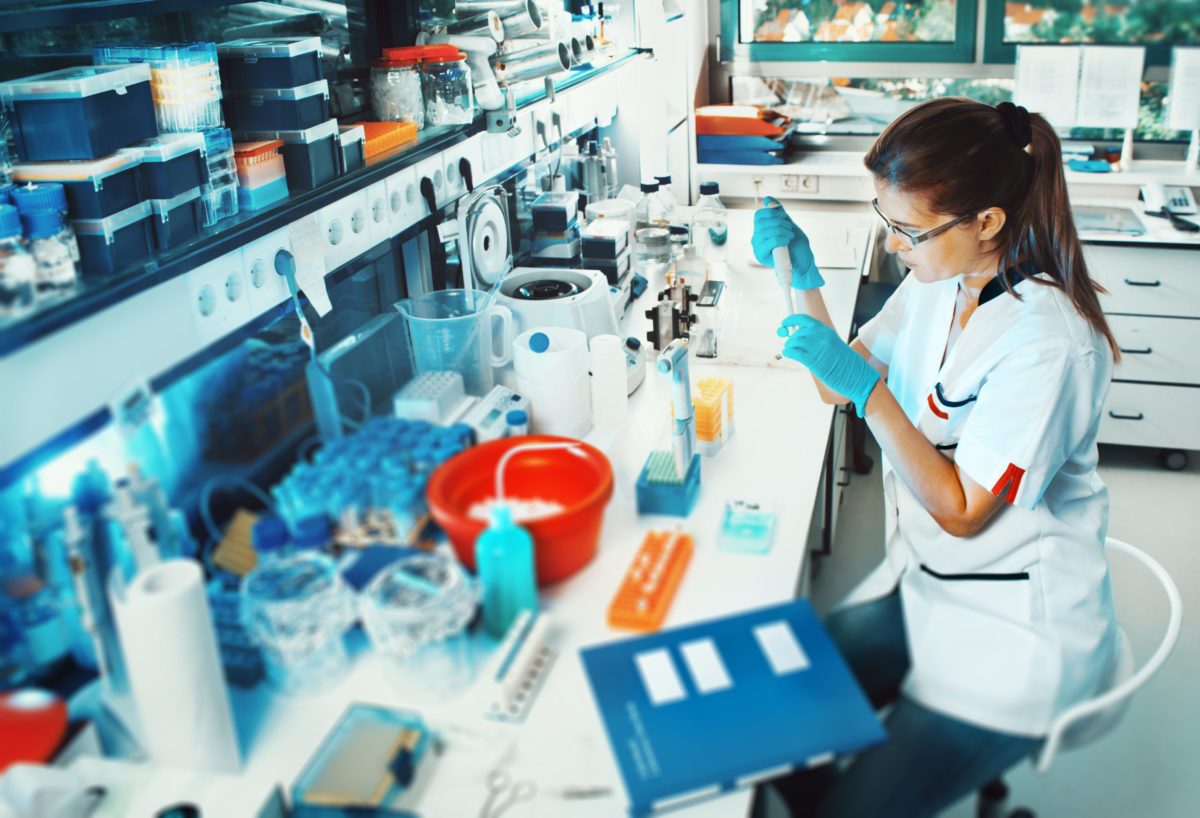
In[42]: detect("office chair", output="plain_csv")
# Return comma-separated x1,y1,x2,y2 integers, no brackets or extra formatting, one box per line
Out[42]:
976,537,1183,818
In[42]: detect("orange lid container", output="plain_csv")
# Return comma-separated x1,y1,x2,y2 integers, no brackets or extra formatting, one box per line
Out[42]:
359,121,418,158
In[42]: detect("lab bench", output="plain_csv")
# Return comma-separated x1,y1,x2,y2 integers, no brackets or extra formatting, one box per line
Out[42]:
60,209,872,817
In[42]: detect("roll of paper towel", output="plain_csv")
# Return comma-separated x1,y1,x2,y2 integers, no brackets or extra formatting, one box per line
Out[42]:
109,559,240,773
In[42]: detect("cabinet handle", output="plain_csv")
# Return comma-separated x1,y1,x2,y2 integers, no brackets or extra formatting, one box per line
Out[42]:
837,467,852,488
1119,346,1153,355
1108,410,1145,421
1123,278,1162,287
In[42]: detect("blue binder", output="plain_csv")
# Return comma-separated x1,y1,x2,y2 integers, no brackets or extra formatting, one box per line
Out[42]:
580,599,885,815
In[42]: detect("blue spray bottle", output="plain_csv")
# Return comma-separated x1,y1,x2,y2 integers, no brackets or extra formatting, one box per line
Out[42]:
474,441,582,638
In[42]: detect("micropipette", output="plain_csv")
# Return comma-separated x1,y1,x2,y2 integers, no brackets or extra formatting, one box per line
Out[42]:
771,199,795,360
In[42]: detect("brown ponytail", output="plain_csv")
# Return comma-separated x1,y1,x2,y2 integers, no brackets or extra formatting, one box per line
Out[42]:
864,97,1120,362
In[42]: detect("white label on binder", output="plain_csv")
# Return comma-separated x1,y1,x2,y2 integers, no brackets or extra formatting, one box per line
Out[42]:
754,621,810,676
635,648,687,705
680,639,733,694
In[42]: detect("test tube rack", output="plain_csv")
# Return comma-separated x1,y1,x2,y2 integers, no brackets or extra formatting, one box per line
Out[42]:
607,529,693,632
694,377,734,456
477,610,555,724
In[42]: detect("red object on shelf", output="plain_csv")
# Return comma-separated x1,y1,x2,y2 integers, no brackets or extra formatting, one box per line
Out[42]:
359,121,418,158
0,689,69,774
695,104,790,136
426,435,614,585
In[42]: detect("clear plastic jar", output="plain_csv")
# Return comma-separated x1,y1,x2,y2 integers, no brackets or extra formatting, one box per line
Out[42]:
421,51,474,127
0,205,35,318
10,184,78,292
370,58,424,127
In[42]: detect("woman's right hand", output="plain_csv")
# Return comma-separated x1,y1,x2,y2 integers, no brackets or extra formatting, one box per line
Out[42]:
752,196,825,290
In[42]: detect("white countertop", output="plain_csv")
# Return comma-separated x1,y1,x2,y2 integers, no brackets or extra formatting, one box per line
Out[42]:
79,208,874,818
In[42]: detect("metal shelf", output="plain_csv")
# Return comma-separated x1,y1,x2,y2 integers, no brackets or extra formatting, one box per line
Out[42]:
0,0,253,35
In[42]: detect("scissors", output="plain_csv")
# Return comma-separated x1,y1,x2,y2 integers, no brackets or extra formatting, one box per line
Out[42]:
479,768,537,818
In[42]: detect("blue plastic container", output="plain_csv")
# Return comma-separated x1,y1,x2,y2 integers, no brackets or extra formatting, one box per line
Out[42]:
237,175,289,212
475,504,538,639
150,186,204,250
218,38,322,92
12,152,142,220
72,200,154,276
124,132,209,200
225,80,330,132
235,119,338,192
0,65,157,162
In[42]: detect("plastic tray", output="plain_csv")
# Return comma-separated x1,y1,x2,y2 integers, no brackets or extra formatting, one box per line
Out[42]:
359,121,417,159
124,133,210,200
218,37,322,92
12,152,142,220
234,119,338,192
71,200,154,276
0,65,157,161
225,80,330,132
150,186,203,250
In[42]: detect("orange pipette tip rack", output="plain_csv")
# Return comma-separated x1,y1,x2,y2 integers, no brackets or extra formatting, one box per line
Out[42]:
607,529,693,632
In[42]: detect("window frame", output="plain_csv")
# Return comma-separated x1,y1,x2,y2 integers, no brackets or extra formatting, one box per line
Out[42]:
719,0,978,63
982,0,1179,65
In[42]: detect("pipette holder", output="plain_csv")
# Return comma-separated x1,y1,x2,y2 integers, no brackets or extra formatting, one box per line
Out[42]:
636,450,701,517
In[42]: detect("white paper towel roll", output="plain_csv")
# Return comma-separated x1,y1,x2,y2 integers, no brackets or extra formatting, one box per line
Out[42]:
109,559,240,773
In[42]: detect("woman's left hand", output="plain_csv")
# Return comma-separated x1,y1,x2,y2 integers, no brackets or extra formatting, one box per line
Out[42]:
778,314,880,415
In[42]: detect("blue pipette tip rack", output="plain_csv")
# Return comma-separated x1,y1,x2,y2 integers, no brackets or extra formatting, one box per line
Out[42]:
636,451,701,517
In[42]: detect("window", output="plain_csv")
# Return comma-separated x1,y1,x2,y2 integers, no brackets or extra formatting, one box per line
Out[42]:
721,0,978,61
984,0,1200,63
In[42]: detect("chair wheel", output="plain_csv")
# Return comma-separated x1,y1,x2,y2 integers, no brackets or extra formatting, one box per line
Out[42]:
1009,808,1036,818
852,452,874,475
1158,449,1188,470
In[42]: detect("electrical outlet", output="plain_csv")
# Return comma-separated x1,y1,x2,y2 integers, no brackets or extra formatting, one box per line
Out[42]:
385,166,420,238
800,175,818,193
244,228,293,315
185,248,250,347
317,190,371,271
781,174,818,193
366,181,390,248
416,156,446,210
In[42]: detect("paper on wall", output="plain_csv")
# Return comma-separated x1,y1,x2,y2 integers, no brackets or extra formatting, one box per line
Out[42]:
1014,45,1081,130
1075,45,1145,129
1168,46,1200,132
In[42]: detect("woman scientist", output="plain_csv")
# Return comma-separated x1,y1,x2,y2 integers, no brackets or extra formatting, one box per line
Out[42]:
752,98,1121,817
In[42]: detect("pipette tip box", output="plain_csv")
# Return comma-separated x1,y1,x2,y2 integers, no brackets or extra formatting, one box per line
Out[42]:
224,80,331,132
235,119,339,191
123,132,210,200
237,176,289,212
72,200,155,276
12,152,142,220
217,37,323,92
338,125,366,175
150,186,204,250
0,65,157,162
635,451,701,517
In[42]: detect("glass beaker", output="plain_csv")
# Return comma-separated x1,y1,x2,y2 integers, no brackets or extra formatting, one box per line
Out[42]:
393,289,513,396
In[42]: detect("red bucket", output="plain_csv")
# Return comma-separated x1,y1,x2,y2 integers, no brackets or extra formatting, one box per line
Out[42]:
425,435,613,585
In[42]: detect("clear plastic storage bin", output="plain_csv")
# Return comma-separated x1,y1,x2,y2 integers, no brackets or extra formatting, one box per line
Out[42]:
0,65,157,161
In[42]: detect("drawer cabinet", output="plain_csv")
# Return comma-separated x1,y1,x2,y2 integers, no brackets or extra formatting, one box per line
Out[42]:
1083,242,1200,454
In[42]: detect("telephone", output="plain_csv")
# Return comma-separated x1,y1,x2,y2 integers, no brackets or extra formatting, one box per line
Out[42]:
1140,183,1200,232
1140,182,1197,214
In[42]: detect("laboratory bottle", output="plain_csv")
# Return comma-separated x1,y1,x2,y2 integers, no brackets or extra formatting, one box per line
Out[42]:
0,204,34,318
634,181,670,274
582,141,607,205
675,236,708,285
602,137,619,198
668,225,690,262
693,181,729,269
504,409,529,437
475,503,538,638
654,175,679,222
0,110,11,188
11,184,79,293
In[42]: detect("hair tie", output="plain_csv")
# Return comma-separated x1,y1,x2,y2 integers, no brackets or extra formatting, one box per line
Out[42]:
996,101,1032,150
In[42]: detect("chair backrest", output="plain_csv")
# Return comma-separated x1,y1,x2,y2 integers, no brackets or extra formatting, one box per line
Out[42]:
1033,537,1183,774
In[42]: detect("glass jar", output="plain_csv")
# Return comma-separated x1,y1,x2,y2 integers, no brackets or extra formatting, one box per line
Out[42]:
0,204,35,318
421,51,474,127
10,183,79,293
370,58,424,127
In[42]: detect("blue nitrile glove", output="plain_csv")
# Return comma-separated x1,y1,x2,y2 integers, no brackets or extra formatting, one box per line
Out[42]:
752,196,824,289
777,314,880,416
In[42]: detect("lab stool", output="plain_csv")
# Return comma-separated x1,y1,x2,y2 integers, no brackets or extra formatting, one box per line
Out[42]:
848,280,897,475
975,537,1182,818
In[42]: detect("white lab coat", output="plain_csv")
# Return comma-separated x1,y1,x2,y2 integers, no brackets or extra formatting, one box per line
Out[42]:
847,268,1119,738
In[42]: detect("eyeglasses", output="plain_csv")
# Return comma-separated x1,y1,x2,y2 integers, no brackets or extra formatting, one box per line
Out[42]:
872,198,974,250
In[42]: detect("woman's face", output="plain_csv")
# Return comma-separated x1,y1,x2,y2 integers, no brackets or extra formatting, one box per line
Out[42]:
873,179,1002,284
